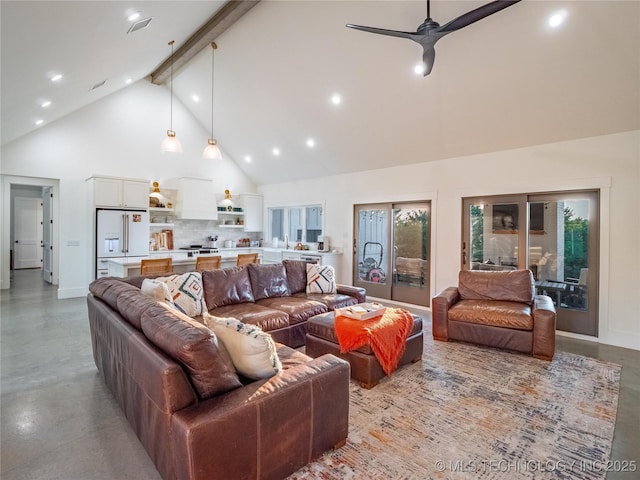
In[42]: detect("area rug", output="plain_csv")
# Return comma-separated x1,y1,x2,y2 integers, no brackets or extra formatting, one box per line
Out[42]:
290,335,621,480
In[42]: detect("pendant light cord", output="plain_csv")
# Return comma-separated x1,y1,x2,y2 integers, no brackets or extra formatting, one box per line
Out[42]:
169,40,175,133
211,42,215,139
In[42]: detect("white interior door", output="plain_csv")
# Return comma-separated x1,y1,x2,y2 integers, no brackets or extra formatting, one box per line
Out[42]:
14,197,43,269
42,187,53,282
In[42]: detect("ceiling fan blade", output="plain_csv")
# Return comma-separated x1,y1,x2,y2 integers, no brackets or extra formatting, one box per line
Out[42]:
437,0,521,34
421,46,436,76
346,24,418,41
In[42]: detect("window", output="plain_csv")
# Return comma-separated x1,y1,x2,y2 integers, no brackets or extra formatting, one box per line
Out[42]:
269,205,323,244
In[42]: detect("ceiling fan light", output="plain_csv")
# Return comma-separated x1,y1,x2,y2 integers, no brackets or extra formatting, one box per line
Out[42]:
413,63,426,75
161,130,182,153
203,139,222,160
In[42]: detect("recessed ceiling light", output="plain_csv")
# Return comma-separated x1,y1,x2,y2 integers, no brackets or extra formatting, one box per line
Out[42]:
272,148,280,156
330,94,342,105
40,101,51,108
548,9,567,28
306,138,315,148
413,63,426,75
125,78,133,84
128,12,140,21
50,74,63,82
127,17,152,34
35,119,44,126
192,94,200,103
89,80,107,91
244,155,252,163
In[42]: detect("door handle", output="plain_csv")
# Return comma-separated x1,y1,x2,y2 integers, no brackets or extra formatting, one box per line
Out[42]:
124,214,129,253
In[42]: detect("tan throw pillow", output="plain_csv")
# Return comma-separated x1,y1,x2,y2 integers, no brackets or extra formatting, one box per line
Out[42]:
141,278,175,306
203,313,282,380
156,272,207,317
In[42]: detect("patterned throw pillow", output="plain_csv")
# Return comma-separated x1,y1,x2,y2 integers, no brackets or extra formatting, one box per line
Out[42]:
157,272,207,317
203,313,282,380
306,264,337,294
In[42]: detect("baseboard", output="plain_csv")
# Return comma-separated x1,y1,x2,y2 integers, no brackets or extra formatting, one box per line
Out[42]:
367,296,431,317
557,329,640,352
556,330,598,343
57,286,88,299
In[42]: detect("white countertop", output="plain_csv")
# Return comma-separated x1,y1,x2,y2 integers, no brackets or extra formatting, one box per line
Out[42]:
108,251,251,267
260,248,339,255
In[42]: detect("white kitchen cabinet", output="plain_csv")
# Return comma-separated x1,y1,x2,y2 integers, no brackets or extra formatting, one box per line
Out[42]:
176,178,218,220
282,251,302,261
261,249,282,264
89,176,149,208
240,193,263,232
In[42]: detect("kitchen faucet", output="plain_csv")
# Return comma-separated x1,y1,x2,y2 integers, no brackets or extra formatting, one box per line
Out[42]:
284,234,289,249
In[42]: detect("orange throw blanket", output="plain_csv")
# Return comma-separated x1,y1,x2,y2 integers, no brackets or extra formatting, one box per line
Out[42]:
334,308,414,376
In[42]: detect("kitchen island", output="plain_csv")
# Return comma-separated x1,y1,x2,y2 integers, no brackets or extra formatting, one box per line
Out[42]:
106,247,343,278
107,248,262,277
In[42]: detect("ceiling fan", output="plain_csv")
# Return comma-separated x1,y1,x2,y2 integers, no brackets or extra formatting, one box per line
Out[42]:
346,0,521,76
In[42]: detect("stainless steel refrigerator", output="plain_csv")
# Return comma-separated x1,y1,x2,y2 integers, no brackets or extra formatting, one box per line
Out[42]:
95,208,149,278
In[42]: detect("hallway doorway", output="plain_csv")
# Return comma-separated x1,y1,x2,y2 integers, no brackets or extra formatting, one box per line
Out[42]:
1,175,60,290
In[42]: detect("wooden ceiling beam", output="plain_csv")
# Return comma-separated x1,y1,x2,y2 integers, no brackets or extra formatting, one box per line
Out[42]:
150,1,260,85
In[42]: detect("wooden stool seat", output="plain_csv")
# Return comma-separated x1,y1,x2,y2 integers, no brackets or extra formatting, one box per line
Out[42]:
195,255,221,271
140,258,173,276
236,253,259,266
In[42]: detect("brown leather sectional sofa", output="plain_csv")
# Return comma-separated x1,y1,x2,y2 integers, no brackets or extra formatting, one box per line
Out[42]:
87,260,365,480
432,269,556,360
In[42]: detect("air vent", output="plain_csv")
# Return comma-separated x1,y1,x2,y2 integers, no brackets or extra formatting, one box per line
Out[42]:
127,17,152,34
89,80,107,91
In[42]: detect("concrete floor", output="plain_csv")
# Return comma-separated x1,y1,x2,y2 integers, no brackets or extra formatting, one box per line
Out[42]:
1,269,638,479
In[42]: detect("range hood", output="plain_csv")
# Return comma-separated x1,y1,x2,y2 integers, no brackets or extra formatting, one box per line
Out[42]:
175,177,218,221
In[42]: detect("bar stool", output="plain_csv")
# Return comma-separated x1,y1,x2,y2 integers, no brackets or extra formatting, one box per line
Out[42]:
195,256,222,271
236,253,259,266
140,258,173,276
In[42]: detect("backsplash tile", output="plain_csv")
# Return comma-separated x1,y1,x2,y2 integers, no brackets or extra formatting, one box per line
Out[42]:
168,219,261,248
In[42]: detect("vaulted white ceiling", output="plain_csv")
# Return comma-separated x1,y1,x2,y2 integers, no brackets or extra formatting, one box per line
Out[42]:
2,1,639,186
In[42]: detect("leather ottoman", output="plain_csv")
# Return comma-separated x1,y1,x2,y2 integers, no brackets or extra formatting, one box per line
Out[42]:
305,311,424,388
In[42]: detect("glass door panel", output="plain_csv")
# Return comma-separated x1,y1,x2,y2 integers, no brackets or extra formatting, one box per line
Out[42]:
528,192,598,336
391,204,430,306
464,199,523,273
463,191,599,337
354,205,390,299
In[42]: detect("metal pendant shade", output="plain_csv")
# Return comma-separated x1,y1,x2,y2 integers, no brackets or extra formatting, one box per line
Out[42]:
161,40,182,153
203,42,222,160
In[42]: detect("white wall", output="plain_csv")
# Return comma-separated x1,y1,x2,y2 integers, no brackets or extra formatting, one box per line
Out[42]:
260,130,640,351
1,80,256,297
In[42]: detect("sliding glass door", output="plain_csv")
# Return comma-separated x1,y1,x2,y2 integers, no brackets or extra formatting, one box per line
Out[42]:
354,202,431,307
462,191,599,336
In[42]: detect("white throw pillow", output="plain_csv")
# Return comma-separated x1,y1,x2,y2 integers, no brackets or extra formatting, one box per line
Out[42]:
203,313,282,380
306,264,337,294
141,278,175,306
156,272,207,317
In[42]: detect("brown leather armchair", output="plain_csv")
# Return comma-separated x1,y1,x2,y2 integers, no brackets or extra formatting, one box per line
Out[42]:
432,269,556,360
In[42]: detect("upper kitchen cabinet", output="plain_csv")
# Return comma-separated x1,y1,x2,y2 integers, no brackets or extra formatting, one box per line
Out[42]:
176,178,218,221
88,176,149,208
240,193,263,232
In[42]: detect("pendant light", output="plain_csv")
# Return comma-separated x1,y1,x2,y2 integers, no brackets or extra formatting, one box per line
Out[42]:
161,40,182,153
203,42,222,160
